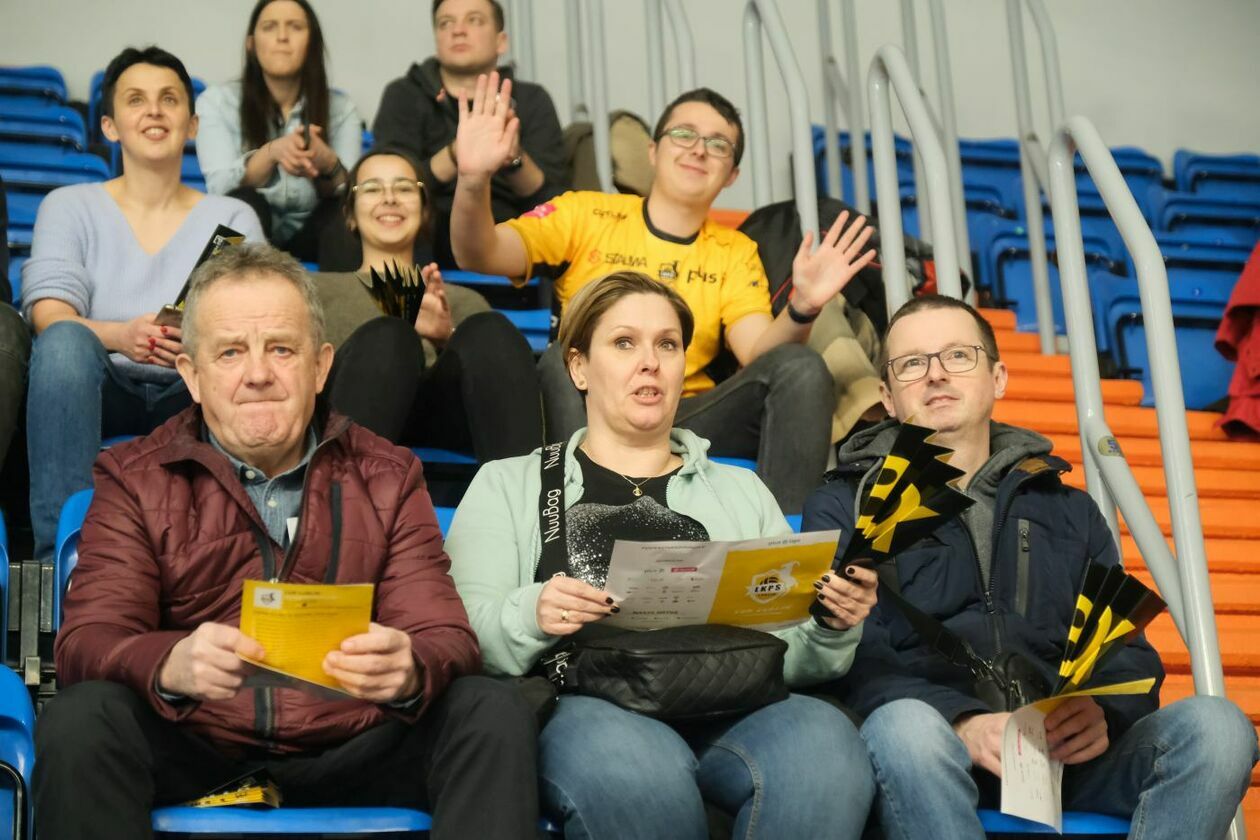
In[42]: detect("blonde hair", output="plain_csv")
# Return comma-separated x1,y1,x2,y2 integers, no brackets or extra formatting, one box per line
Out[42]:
556,272,694,369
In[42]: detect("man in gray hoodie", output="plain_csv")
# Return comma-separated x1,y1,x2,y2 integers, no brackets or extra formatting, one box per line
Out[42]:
371,0,568,265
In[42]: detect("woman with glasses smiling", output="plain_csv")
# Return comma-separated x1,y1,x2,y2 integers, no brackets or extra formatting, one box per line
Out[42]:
315,146,543,461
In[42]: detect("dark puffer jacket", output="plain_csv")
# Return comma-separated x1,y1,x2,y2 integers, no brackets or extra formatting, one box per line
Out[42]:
55,405,480,755
802,421,1163,740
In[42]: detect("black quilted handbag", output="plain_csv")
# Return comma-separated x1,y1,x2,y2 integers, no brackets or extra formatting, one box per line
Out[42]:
540,624,789,722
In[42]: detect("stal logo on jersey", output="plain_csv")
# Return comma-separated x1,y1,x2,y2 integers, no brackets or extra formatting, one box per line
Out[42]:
659,261,679,281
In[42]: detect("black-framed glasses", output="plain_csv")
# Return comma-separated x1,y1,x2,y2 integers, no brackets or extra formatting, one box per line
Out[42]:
352,178,424,201
658,126,735,159
887,345,987,382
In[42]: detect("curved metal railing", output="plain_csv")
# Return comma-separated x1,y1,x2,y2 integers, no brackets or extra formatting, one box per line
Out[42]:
867,44,963,312
817,0,869,214
742,0,819,236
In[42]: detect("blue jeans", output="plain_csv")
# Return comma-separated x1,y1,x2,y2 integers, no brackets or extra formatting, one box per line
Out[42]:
860,696,1259,839
540,693,874,839
27,321,190,559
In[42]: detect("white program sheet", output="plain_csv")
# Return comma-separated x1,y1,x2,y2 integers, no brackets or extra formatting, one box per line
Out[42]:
602,530,841,631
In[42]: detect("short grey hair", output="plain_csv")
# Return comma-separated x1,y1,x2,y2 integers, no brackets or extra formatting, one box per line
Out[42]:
180,243,326,357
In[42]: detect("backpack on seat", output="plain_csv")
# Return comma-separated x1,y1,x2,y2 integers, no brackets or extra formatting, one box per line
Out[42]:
564,110,655,195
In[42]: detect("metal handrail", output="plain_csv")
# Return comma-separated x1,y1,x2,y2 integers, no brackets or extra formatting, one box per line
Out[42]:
565,0,586,122
1048,115,1244,840
663,0,697,92
817,0,870,214
899,0,975,290
647,0,697,125
568,0,613,192
742,0,818,236
1007,0,1067,354
868,44,962,312
505,0,535,80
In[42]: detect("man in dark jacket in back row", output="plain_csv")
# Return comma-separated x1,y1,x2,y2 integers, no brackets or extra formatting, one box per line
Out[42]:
372,0,569,266
803,294,1257,839
33,244,538,839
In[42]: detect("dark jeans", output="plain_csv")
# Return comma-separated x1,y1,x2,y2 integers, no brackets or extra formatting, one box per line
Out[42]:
538,342,832,514
328,313,544,461
34,677,539,840
227,187,342,264
0,303,30,474
26,321,190,559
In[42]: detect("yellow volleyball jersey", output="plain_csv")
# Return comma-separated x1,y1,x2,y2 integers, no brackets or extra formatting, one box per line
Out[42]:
505,191,772,395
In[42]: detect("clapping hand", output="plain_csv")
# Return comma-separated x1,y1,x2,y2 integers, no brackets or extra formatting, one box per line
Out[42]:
414,263,453,345
789,211,878,318
453,72,520,183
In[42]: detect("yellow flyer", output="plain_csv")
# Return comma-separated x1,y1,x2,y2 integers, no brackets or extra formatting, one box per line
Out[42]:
238,580,374,695
603,531,841,631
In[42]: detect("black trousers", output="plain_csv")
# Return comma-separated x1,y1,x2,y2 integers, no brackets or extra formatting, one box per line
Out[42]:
328,313,544,462
227,187,343,264
33,677,539,840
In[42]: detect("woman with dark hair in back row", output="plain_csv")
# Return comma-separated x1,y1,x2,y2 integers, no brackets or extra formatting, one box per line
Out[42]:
197,0,361,261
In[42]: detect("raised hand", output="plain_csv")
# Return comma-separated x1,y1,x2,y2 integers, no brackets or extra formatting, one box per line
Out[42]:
789,211,878,317
414,262,453,344
452,72,520,182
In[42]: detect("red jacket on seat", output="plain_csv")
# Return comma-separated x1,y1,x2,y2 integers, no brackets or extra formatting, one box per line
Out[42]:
55,405,480,755
1216,243,1260,439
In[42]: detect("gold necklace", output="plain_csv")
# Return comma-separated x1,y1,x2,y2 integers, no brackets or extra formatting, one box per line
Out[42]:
617,473,653,498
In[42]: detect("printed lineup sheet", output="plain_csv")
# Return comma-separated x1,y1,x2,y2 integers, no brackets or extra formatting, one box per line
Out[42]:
1000,678,1157,831
602,531,841,631
238,580,374,698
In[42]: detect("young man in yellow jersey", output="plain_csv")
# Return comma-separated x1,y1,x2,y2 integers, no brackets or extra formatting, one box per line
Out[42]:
449,74,875,513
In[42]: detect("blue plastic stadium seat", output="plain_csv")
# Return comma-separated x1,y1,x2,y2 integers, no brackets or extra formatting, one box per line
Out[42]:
977,808,1129,835
0,116,86,151
0,66,67,103
0,664,35,839
0,510,7,661
434,505,456,536
0,140,110,190
1174,150,1260,203
1152,192,1260,246
499,308,551,351
411,447,477,466
151,805,432,835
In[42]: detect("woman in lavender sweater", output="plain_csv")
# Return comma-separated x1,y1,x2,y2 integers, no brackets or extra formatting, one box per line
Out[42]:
21,46,263,561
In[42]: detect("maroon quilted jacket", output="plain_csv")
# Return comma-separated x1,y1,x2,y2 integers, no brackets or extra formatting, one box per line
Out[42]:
54,405,481,755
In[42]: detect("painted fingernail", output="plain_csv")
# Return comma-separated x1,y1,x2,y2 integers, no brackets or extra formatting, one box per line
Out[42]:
605,597,614,605
610,606,621,614
813,581,824,590
148,337,157,348
846,567,857,577
160,326,168,335
817,593,826,602
821,574,831,583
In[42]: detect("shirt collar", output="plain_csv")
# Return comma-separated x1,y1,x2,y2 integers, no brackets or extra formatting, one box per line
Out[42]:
207,425,319,485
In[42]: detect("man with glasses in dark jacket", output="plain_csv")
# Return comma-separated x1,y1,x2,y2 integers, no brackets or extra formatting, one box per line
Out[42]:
33,243,538,840
803,293,1257,839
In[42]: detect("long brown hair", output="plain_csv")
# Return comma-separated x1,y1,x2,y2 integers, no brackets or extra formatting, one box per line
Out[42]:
239,0,330,152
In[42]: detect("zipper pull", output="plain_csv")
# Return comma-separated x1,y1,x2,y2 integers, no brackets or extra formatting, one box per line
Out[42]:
1019,524,1030,552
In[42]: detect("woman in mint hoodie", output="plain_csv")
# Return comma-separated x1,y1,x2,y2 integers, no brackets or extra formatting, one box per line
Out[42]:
445,271,880,840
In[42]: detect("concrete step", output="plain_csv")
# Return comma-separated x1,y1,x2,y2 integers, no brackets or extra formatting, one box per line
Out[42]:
994,400,1225,440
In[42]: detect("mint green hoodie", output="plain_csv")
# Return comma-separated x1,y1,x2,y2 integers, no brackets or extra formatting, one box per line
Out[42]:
445,427,862,684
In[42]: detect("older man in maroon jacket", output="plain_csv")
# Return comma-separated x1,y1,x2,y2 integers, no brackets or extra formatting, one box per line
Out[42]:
33,244,539,840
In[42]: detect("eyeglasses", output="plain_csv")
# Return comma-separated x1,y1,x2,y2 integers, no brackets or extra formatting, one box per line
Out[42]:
659,126,735,159
352,178,423,201
887,345,988,382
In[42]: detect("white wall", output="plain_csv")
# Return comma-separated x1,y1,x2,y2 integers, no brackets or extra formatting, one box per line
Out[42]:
3,0,1258,211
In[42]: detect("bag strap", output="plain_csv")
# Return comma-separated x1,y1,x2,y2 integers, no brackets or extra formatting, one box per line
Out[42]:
874,574,993,682
537,440,569,580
